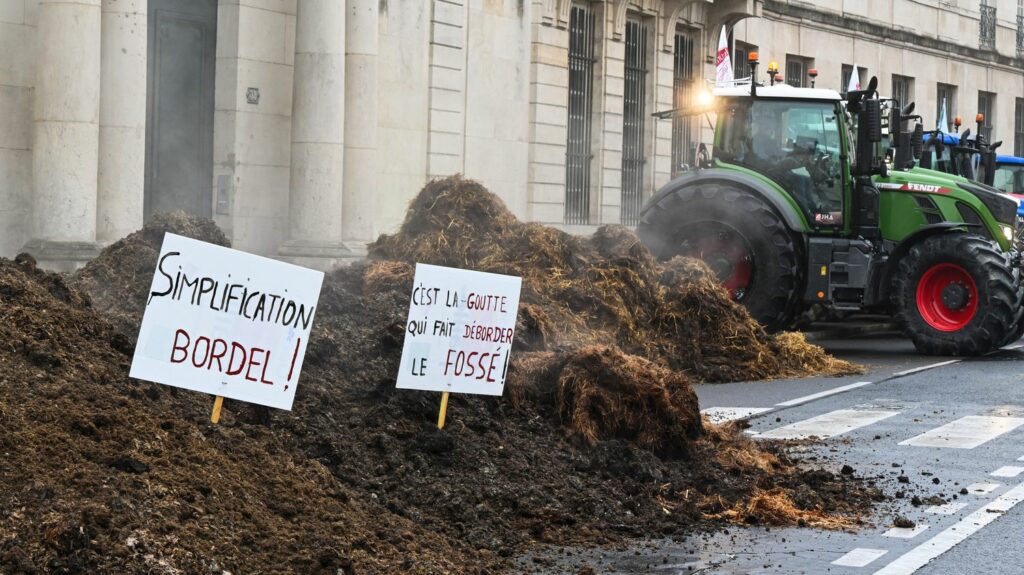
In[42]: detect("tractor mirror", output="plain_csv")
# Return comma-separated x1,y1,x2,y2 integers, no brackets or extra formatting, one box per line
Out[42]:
866,76,878,96
992,140,1003,151
960,128,971,147
912,124,924,159
865,99,882,143
902,101,915,116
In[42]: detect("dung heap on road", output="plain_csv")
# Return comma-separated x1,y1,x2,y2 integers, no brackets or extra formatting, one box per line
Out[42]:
0,176,876,574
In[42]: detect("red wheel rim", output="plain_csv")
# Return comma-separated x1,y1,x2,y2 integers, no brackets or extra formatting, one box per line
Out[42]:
916,263,978,332
688,231,754,300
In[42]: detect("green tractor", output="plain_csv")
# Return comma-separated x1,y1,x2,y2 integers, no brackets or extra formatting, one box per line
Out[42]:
638,68,1023,356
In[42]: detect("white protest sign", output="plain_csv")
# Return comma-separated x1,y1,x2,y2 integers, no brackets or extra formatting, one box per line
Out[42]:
397,263,522,396
130,233,324,410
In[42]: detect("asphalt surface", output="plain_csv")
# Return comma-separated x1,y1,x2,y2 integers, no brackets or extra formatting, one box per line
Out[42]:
526,334,1024,574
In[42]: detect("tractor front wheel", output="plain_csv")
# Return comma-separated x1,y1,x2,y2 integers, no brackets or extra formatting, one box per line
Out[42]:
894,233,1019,355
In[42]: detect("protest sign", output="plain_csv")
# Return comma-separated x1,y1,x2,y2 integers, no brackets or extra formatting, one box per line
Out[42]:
130,234,324,414
397,264,522,419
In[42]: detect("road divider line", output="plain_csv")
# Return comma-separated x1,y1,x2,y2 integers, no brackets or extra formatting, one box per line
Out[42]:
872,481,1024,575
834,548,888,568
757,409,900,440
898,415,1024,449
890,360,960,378
775,381,873,407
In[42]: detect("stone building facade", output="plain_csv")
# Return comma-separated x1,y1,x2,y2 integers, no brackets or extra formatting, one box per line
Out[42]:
0,0,1022,270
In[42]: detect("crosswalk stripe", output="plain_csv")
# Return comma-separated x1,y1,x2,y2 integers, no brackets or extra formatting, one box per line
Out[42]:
991,465,1024,478
774,381,873,407
700,407,772,423
924,502,967,515
898,415,1024,449
883,525,929,539
872,481,1024,575
833,548,888,567
757,409,900,440
965,482,1001,496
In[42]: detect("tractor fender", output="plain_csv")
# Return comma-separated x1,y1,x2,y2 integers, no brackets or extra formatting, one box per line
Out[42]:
639,168,807,232
879,223,967,303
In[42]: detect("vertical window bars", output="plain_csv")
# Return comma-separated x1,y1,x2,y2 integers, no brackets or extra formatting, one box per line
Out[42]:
980,1,996,51
1015,98,1024,157
671,29,694,178
565,4,596,225
621,17,648,226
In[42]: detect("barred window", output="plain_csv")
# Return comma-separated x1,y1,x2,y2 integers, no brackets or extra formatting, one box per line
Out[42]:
785,55,813,88
621,17,649,226
565,3,596,225
978,91,996,141
937,83,957,132
980,0,996,50
671,28,696,177
1015,98,1024,156
892,75,913,109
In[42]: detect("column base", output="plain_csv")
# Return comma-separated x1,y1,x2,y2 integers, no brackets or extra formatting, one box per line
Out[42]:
22,239,101,272
278,239,353,271
342,239,371,259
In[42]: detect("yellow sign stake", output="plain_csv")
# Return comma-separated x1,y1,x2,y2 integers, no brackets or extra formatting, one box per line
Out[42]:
437,391,450,429
211,395,225,424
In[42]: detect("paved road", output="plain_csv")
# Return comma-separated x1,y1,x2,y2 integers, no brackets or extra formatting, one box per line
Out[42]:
530,335,1024,574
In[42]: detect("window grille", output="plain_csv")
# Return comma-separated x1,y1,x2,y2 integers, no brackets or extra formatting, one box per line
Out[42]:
671,29,695,177
980,2,996,50
785,58,805,87
621,18,649,226
1015,98,1024,156
565,4,596,225
937,83,957,132
978,91,995,141
892,75,913,108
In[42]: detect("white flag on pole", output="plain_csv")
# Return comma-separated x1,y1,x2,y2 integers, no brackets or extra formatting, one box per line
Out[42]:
715,27,733,85
937,97,949,135
848,65,861,93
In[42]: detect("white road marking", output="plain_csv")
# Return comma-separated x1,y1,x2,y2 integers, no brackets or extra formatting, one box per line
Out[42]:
872,481,1024,575
834,548,889,567
774,381,873,407
991,465,1024,478
898,415,1024,449
757,409,900,440
883,525,929,539
965,482,1001,496
1016,454,1024,461
891,360,960,377
700,407,773,423
924,502,967,515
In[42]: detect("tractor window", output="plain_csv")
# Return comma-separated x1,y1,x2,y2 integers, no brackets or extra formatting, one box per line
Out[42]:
993,165,1024,194
717,99,845,226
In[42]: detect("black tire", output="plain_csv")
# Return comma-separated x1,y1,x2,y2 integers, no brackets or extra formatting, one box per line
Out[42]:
637,183,803,332
893,233,1019,356
997,269,1024,347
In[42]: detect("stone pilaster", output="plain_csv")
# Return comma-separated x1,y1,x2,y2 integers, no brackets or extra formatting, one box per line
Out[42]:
279,0,349,270
342,0,379,255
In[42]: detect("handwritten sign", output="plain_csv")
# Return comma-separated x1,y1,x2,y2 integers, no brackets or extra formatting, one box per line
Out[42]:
130,234,324,410
397,263,522,396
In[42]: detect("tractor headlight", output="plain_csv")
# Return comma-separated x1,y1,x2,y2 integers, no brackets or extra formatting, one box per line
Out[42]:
1002,225,1014,242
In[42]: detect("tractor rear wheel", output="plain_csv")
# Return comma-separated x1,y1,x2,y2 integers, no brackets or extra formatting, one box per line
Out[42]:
637,183,802,332
894,233,1019,355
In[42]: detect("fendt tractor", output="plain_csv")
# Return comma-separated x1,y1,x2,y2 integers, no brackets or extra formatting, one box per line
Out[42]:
637,56,1024,356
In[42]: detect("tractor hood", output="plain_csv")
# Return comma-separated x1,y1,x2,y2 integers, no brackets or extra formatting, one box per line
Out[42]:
880,168,1020,228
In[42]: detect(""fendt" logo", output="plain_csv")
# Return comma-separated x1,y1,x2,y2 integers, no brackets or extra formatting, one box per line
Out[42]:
902,183,946,193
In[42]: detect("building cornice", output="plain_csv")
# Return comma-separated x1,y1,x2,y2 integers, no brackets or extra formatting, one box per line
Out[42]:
762,0,1024,73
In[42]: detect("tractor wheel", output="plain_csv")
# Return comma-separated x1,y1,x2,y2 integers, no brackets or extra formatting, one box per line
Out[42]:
637,183,802,332
893,233,1020,356
997,273,1024,347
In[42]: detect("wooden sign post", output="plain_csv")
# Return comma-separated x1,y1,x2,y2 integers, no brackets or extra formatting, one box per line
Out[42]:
211,395,225,424
437,391,450,429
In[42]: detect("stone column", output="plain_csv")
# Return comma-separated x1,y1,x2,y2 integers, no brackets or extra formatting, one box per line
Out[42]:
342,0,379,254
97,0,147,244
26,0,103,270
279,0,349,269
